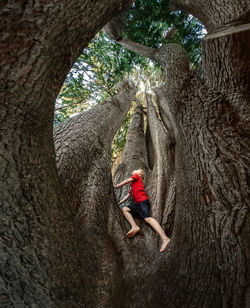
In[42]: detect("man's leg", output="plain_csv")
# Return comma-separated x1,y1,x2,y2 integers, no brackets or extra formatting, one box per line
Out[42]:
122,207,140,238
144,217,170,252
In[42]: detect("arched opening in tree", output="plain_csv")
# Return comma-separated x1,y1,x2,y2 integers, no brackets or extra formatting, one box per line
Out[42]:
0,1,249,307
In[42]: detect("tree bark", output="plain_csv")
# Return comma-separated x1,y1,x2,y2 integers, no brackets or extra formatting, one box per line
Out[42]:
169,0,250,32
0,1,131,306
1,0,249,307
145,95,176,234
54,80,136,307
111,102,176,307
105,1,250,307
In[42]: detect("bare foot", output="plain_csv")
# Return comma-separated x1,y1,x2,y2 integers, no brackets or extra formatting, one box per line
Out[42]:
127,227,140,238
160,238,170,252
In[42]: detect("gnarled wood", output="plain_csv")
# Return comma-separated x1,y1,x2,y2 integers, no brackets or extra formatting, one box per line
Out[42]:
1,0,249,306
105,1,250,306
0,1,130,306
111,102,176,307
170,0,250,32
54,80,136,307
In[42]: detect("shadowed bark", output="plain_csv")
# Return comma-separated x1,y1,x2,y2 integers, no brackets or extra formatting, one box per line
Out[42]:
105,1,250,306
145,95,176,234
53,80,136,307
1,0,249,307
111,102,176,307
0,1,132,306
169,0,250,32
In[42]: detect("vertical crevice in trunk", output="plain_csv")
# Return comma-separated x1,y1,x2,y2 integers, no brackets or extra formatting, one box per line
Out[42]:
54,80,136,307
104,2,250,306
145,95,176,235
111,106,155,307
0,1,134,306
110,102,176,307
112,104,149,233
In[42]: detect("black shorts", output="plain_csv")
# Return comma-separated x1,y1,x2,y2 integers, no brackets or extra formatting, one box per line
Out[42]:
127,199,151,219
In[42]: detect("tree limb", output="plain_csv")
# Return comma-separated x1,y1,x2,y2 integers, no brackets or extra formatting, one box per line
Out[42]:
163,26,178,41
153,86,175,138
55,100,87,112
118,38,157,60
84,70,114,96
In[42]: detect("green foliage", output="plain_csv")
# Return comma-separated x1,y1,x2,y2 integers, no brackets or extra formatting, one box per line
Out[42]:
125,0,204,64
54,0,205,157
54,31,148,125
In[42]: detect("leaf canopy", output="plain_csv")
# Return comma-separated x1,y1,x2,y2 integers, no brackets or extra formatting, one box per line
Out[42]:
54,0,205,159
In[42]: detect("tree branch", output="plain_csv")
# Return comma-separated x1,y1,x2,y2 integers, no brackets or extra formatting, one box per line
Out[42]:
153,86,175,137
163,26,178,41
119,38,157,60
84,70,114,96
169,0,249,32
104,7,190,90
55,100,88,112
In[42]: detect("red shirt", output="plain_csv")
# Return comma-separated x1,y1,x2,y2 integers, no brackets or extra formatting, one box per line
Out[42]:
129,174,149,204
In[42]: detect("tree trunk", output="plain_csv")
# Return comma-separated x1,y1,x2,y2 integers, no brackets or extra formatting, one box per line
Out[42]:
1,0,249,307
105,1,250,306
0,1,130,306
111,102,176,307
145,94,176,234
54,80,136,307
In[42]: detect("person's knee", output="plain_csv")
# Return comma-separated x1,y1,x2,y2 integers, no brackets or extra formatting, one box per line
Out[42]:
122,207,130,214
144,217,152,223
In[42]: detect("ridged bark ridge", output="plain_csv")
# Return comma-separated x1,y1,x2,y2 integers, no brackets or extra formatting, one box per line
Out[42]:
0,1,129,306
170,0,250,32
53,80,136,307
105,1,250,306
111,102,176,307
145,95,176,234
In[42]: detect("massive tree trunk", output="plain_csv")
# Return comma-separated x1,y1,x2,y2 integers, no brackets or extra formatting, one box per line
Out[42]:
105,1,250,307
0,1,131,306
111,101,175,307
145,95,176,234
1,0,249,307
54,80,136,307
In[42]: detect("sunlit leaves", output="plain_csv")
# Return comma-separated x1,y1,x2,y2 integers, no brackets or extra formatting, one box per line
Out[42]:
54,0,205,158
125,0,204,64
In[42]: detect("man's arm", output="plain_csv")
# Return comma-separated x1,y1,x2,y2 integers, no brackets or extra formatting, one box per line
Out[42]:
118,193,131,206
114,177,133,188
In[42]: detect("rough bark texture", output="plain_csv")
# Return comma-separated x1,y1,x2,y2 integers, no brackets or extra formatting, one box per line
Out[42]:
169,0,250,32
145,95,176,234
0,1,131,307
53,80,136,307
1,0,250,307
105,1,250,307
111,102,175,307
